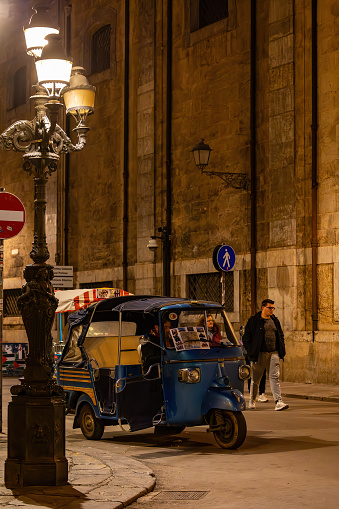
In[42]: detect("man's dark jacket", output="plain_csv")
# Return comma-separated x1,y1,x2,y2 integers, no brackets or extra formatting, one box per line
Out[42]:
242,312,286,362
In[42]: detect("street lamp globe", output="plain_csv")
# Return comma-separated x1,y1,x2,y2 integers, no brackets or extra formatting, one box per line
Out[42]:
192,138,212,170
24,4,59,58
62,67,96,125
35,34,72,98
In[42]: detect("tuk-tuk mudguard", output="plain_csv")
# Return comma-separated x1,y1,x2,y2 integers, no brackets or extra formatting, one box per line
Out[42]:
201,388,246,415
73,394,99,429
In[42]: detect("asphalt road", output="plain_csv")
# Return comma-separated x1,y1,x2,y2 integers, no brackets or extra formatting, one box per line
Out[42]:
2,380,339,508
65,396,339,509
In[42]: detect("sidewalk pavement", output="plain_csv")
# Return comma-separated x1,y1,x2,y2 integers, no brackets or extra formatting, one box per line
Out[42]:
0,435,155,508
0,381,338,508
273,380,339,404
246,381,339,405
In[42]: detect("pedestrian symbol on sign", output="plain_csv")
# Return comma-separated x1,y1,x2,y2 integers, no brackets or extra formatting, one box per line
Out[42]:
213,245,236,272
223,249,231,270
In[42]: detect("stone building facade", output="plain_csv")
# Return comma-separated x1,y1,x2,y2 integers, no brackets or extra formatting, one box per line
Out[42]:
0,0,338,383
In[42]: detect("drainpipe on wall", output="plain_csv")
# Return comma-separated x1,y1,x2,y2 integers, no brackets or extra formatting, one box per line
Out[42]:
164,0,172,297
122,0,130,291
311,0,318,339
250,0,257,315
63,4,72,266
153,0,157,292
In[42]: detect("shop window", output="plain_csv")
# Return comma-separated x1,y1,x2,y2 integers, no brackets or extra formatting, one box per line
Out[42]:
191,0,229,32
187,272,234,312
13,66,26,108
91,24,111,74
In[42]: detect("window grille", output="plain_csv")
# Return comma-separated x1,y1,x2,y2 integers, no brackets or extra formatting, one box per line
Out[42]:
79,281,114,289
13,66,26,108
4,288,22,317
187,272,234,312
91,25,111,74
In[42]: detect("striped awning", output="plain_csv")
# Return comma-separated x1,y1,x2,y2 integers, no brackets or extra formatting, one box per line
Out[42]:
55,288,131,313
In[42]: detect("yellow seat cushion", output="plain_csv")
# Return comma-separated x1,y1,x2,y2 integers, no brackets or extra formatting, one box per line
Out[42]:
83,335,141,368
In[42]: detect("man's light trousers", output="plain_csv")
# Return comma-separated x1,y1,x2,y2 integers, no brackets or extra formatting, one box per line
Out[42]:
250,351,282,402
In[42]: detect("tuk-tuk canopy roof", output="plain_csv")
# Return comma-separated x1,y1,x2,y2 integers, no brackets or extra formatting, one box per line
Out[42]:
67,295,223,327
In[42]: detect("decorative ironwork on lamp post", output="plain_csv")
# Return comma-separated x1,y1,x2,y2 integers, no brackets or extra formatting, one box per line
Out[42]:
192,139,250,190
0,5,95,487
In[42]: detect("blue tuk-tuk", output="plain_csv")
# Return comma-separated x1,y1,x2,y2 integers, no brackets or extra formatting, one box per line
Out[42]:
56,295,250,449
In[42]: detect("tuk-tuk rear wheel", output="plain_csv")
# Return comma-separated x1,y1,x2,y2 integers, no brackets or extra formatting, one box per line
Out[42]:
211,410,246,450
79,404,104,440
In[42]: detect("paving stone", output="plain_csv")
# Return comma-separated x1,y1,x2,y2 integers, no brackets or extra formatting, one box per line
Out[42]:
0,438,155,508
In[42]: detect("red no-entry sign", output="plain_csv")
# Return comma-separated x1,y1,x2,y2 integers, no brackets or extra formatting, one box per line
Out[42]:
0,192,26,239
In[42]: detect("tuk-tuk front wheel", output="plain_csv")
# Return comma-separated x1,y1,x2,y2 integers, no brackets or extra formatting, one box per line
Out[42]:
210,409,246,450
79,404,104,440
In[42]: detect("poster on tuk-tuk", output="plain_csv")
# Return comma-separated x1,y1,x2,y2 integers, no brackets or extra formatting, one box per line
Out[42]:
170,326,210,351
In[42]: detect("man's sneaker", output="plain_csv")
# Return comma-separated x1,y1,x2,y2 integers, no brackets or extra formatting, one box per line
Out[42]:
248,399,256,409
275,400,289,411
258,394,269,402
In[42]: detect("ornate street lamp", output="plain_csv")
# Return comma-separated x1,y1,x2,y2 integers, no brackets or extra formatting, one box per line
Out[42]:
0,5,95,488
192,139,250,190
191,138,212,169
24,4,59,58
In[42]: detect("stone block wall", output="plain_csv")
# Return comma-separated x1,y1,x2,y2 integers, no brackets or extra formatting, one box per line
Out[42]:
0,0,339,383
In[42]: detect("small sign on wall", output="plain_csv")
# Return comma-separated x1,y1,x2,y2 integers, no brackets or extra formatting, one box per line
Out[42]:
53,266,73,289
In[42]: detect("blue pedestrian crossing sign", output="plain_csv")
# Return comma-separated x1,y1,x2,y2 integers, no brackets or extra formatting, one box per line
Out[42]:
213,245,236,272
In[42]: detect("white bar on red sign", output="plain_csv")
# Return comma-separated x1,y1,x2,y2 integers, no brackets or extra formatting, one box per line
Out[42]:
0,210,24,221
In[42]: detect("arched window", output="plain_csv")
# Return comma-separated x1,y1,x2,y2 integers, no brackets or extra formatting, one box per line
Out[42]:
91,25,111,74
13,66,26,108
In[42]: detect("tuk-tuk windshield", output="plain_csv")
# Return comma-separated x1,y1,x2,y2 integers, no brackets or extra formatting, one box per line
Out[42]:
162,308,238,349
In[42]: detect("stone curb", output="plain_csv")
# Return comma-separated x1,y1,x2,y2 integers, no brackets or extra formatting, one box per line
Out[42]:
68,443,156,508
280,392,339,404
263,389,339,405
0,436,156,508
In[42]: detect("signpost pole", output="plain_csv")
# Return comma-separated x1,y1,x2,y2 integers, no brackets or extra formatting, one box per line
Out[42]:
221,271,226,306
0,189,26,437
0,187,5,433
0,235,3,434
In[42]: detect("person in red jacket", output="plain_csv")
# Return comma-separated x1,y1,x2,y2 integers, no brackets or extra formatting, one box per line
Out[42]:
197,315,222,346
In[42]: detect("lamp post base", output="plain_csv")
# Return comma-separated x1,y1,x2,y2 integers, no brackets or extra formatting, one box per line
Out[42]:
5,394,68,488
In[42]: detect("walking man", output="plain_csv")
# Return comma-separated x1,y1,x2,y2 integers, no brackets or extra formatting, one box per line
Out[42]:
242,299,289,411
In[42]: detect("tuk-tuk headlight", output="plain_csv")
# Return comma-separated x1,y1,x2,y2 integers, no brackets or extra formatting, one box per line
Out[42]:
178,367,201,383
239,364,251,380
